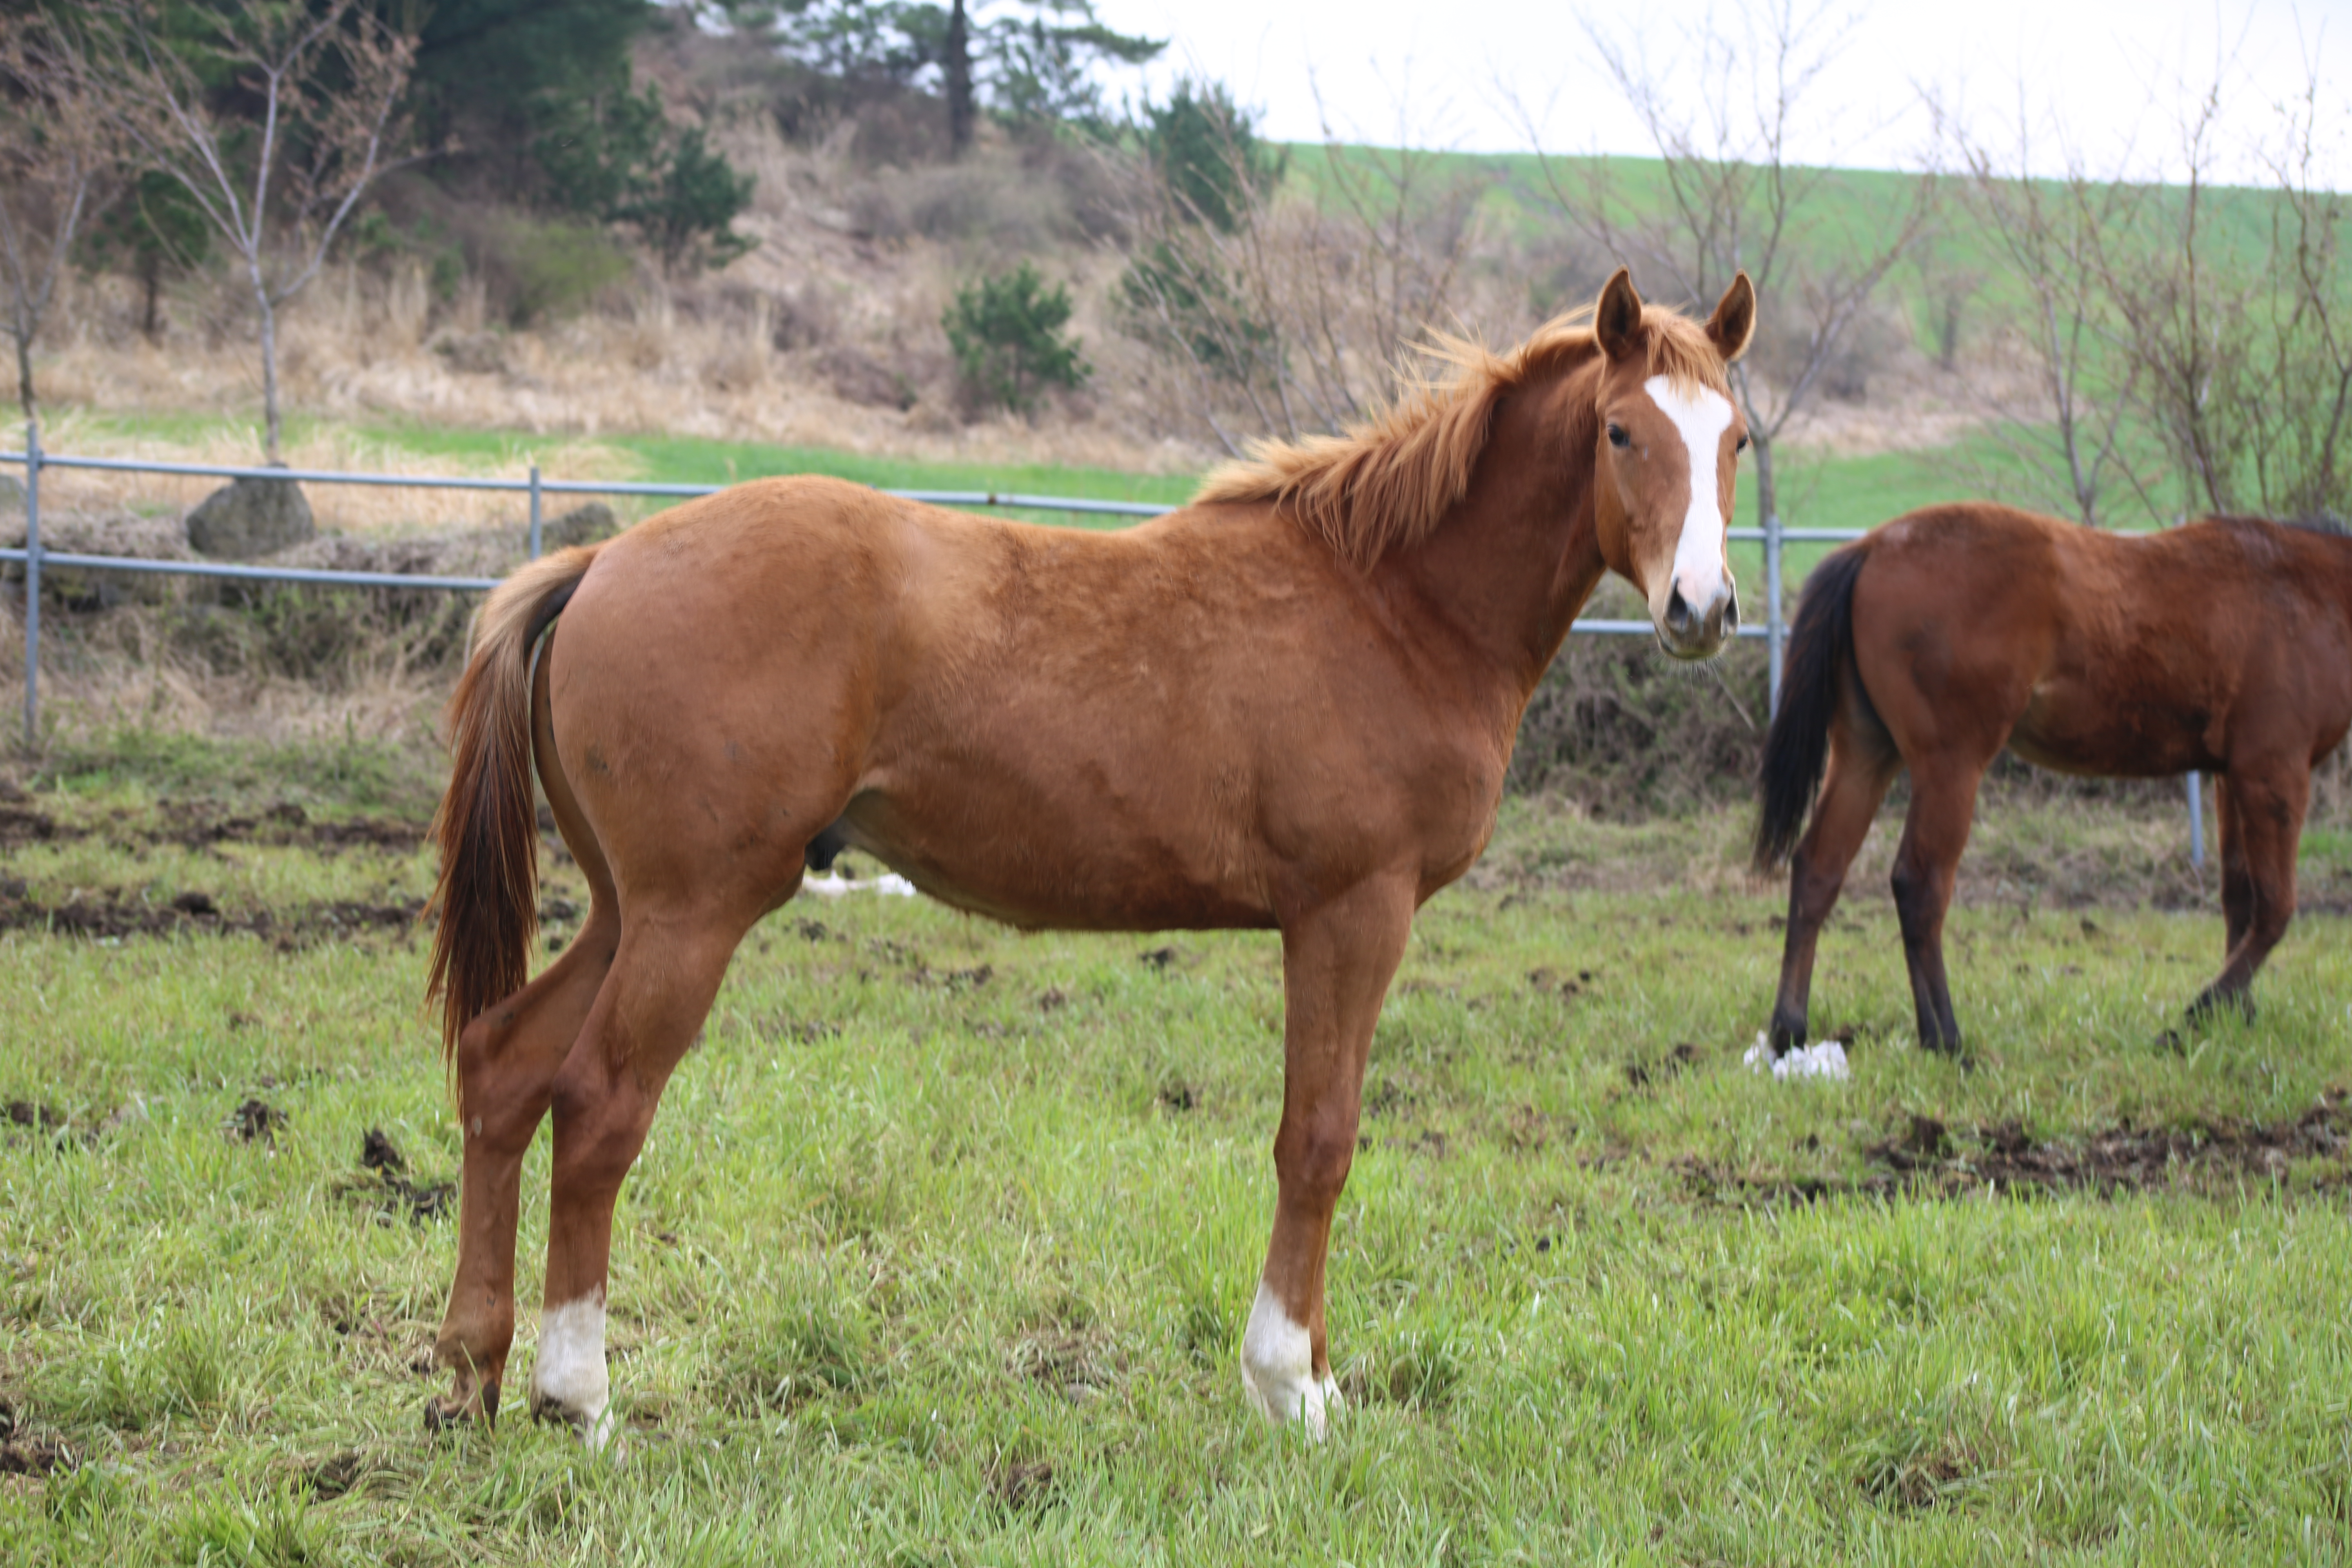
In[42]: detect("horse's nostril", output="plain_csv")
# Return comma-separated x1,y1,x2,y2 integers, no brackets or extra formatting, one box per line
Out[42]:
1666,586,1692,633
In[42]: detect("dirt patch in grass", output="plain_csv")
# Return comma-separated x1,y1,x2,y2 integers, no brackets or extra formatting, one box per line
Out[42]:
150,799,425,855
989,1459,1058,1514
0,884,423,946
1690,1093,2352,1205
225,1098,287,1145
0,1397,70,1477
339,1129,454,1224
0,805,79,850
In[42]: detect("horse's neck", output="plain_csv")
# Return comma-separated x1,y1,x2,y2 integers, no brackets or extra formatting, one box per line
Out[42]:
1378,368,1609,707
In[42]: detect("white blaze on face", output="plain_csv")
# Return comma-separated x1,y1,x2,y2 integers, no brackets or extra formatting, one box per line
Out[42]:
1641,374,1737,617
1238,1277,1341,1440
532,1294,617,1451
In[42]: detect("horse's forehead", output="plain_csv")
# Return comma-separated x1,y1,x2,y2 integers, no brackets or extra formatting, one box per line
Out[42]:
1638,376,1735,463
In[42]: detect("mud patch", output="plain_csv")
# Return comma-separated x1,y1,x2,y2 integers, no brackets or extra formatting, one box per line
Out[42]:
227,1098,286,1145
989,1459,1058,1514
1689,1093,2352,1205
341,1129,454,1224
0,806,76,850
0,886,422,946
0,1396,70,1477
153,799,424,855
1626,1042,1704,1089
4,1100,66,1133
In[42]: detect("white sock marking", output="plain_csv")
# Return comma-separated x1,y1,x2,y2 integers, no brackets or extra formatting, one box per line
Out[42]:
531,1295,616,1450
1642,375,1737,614
1745,1031,1851,1082
1239,1278,1332,1440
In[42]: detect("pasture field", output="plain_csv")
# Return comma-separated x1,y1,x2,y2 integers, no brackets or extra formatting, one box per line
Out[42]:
6,755,2352,1564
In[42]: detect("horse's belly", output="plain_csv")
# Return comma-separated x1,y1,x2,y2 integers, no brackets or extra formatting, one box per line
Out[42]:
2012,685,2218,776
835,794,1276,933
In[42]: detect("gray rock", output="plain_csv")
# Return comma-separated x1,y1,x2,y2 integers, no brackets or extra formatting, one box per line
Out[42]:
186,473,315,559
546,501,619,550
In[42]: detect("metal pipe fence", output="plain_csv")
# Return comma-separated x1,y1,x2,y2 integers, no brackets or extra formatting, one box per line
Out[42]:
0,427,2200,864
2,431,1847,742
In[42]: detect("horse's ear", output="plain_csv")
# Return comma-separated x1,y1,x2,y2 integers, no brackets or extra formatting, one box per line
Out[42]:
1595,267,1643,362
1707,271,1756,363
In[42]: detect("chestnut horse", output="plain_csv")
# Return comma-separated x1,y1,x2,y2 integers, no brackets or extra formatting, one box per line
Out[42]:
1754,504,2352,1057
423,267,1756,1445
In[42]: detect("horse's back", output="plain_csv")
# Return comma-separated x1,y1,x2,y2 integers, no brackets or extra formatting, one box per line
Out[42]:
1846,503,2352,776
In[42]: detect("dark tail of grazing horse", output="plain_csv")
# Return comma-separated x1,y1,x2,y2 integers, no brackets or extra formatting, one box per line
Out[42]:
426,546,599,1059
1752,542,1874,872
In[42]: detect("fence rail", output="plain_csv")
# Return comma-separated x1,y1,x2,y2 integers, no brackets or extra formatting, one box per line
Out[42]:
4,425,2213,865
3,428,1855,738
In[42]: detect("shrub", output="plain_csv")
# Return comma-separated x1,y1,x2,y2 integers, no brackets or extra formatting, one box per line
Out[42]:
942,263,1088,416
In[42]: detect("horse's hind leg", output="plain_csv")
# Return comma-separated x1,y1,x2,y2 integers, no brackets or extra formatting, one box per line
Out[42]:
1243,875,1414,1439
1890,755,1987,1055
431,650,619,1429
2214,775,2254,958
1769,728,1898,1052
526,903,751,1447
2189,759,2307,1024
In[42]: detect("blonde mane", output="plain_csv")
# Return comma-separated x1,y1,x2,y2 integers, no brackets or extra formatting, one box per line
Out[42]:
1193,306,1730,568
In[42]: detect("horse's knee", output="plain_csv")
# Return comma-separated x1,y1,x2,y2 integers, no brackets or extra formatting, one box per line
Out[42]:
1274,1116,1356,1209
1789,845,1845,919
1889,856,1943,932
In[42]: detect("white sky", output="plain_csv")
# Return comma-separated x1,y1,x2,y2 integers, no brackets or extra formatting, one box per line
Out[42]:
1090,0,2348,186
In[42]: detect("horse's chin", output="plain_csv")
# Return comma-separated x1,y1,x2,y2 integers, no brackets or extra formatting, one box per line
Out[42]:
1653,626,1732,662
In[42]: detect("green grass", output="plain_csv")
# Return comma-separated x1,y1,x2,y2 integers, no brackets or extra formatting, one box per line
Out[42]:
7,782,2352,1562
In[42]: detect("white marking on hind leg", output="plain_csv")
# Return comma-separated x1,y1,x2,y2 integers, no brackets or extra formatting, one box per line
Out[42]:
530,1294,616,1451
1238,1278,1333,1440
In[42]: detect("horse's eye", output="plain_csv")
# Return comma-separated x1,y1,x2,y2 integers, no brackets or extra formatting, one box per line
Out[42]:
1735,434,1749,453
1606,424,1629,449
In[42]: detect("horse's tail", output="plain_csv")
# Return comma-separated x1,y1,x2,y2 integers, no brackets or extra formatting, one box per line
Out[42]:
1752,541,1874,873
426,546,599,1061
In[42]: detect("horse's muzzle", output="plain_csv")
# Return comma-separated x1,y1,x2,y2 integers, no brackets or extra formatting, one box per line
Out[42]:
1659,579,1737,660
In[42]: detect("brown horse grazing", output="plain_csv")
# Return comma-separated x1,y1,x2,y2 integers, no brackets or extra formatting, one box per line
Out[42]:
1754,504,2352,1058
422,266,1757,1446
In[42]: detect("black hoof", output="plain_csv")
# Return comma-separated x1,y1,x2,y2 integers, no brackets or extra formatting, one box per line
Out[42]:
423,1380,499,1433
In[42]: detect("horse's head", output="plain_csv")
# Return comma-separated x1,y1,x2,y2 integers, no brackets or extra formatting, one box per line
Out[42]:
1589,266,1756,661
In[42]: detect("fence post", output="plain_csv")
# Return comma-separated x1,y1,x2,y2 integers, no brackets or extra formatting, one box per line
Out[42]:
2187,772,2205,869
20,418,39,750
1765,509,1784,718
528,462,542,560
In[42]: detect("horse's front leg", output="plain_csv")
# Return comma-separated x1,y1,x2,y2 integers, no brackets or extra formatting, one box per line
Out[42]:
1244,876,1415,1439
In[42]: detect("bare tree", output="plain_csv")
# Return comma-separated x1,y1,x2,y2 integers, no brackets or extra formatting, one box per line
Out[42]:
1941,93,2154,525
1518,0,1934,535
77,0,418,463
2095,44,2352,524
0,16,114,433
1114,83,1487,454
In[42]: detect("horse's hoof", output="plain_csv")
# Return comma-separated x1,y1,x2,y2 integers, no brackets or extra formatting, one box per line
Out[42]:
423,1380,499,1433
2156,1027,2188,1054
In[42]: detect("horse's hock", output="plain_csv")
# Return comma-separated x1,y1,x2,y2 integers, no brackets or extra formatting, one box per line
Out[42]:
186,473,316,559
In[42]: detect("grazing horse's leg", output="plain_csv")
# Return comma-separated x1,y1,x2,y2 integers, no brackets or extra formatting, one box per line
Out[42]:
431,659,619,1430
2214,775,2256,960
1243,875,1415,1439
1769,733,1899,1053
525,904,751,1448
2188,760,2308,1023
1889,756,1986,1055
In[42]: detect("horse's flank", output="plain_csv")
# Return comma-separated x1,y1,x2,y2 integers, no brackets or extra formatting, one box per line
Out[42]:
1194,309,1732,570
